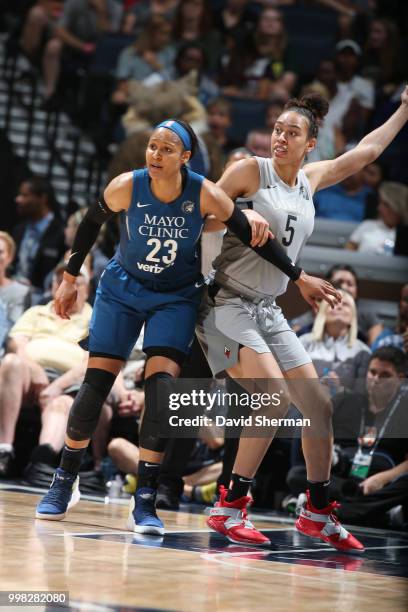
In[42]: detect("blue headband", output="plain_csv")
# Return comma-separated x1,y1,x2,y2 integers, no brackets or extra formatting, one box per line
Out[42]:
155,120,192,151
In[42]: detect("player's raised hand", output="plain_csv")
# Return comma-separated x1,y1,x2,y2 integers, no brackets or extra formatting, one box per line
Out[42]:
242,209,274,247
54,274,78,319
295,272,342,313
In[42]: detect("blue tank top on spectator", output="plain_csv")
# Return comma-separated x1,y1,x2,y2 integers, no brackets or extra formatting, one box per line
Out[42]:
314,184,373,222
115,167,205,291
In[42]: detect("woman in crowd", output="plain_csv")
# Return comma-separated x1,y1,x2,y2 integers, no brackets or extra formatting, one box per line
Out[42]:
0,232,31,345
291,264,384,346
346,181,408,255
299,289,371,392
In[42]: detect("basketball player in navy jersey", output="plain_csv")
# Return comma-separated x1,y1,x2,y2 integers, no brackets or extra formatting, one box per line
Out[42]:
35,119,339,534
199,87,408,552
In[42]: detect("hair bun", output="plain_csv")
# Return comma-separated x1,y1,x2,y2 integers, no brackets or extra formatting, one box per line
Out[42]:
299,93,329,121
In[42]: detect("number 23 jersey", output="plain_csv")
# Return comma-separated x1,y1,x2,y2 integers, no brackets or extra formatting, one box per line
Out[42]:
213,156,315,299
115,167,205,290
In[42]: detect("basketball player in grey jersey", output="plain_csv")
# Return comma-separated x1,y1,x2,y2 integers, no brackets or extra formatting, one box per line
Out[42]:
199,87,408,552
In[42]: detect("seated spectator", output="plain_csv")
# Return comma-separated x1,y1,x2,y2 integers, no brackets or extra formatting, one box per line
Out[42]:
0,232,31,343
346,181,408,254
361,160,385,219
122,0,179,37
170,42,219,106
372,284,408,354
0,264,91,478
334,39,375,128
287,347,408,528
299,289,371,392
42,0,123,107
219,7,296,100
292,264,383,346
12,177,65,301
361,18,405,93
305,59,354,162
20,0,64,63
314,167,374,222
213,0,258,54
245,128,271,157
172,0,223,75
206,97,241,161
112,15,175,108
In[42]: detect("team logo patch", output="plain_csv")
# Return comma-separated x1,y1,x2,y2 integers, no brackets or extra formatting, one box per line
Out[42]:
299,185,309,200
182,200,195,213
224,346,231,358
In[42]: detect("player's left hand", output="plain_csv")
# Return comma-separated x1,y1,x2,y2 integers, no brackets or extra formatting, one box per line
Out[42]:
295,272,342,312
242,209,274,247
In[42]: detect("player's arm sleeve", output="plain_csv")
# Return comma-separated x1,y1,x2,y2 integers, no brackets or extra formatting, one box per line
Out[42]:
66,197,116,277
223,205,302,282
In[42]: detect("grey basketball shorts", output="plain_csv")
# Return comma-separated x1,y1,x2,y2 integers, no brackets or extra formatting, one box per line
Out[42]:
196,286,312,376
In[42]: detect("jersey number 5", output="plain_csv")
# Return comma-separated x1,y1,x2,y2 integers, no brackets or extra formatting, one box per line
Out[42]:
282,214,297,247
146,238,178,265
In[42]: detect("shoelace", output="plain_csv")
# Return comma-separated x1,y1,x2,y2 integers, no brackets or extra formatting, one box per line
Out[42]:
240,507,255,529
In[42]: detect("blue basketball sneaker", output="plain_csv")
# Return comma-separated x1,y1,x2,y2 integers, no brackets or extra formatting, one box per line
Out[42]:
35,468,80,520
126,487,164,535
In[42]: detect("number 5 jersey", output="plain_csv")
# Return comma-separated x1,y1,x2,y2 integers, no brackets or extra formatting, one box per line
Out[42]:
213,157,315,300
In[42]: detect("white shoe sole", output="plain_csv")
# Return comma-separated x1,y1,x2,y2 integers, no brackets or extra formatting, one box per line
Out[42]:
126,497,165,535
35,477,80,521
226,535,271,547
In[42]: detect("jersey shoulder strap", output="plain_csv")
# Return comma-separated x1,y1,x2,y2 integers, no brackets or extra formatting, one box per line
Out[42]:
255,156,274,190
130,168,148,209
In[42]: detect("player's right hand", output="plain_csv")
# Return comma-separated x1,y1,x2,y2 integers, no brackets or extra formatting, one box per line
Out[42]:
295,272,341,313
54,279,78,319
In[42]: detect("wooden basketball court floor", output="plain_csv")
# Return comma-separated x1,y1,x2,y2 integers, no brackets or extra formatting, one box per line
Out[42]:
1,485,407,612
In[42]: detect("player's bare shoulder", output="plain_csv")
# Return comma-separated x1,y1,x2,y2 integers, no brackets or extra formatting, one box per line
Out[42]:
104,171,134,212
217,157,260,199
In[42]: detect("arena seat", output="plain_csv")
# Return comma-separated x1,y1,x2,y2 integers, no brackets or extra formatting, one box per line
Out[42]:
309,218,358,248
299,245,408,283
226,96,267,142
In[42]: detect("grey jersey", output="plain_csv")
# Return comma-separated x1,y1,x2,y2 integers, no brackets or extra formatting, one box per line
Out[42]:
213,157,315,299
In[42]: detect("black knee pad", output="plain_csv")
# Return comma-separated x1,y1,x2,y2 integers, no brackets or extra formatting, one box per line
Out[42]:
139,371,174,453
144,346,186,367
67,368,116,441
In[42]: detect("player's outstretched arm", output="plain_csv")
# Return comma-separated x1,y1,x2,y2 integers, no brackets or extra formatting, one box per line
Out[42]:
305,85,408,193
56,172,133,319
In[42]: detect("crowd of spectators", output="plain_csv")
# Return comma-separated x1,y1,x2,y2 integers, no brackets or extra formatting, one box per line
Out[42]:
0,0,407,530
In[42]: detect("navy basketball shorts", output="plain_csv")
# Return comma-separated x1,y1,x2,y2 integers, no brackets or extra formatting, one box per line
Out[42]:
88,259,203,360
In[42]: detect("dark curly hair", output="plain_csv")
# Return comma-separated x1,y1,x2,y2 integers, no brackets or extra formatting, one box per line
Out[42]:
283,93,329,138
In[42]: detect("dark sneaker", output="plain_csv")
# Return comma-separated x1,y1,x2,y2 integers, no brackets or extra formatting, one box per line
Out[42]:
127,487,164,535
35,468,80,520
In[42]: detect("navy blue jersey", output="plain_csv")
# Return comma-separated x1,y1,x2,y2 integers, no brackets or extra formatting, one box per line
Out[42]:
115,167,205,291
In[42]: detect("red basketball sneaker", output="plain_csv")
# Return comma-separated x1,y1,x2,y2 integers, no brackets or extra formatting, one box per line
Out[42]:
296,490,364,553
206,486,270,546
